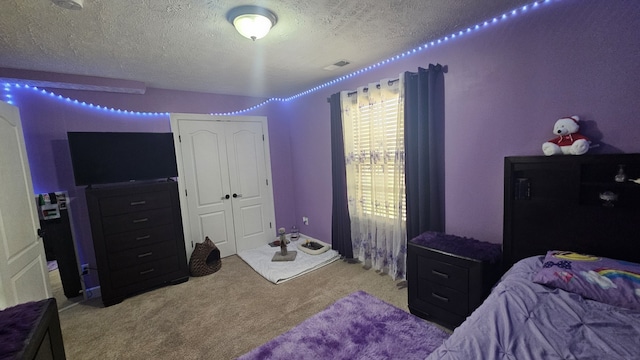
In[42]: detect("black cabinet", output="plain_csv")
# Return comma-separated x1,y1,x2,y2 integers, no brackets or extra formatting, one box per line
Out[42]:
86,181,189,306
39,209,82,298
503,154,640,268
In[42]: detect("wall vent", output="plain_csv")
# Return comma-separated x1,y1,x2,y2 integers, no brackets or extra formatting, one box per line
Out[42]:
323,60,350,71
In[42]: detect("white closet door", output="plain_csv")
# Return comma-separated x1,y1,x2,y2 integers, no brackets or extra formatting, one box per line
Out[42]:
226,121,272,253
0,101,51,309
177,120,236,257
171,114,275,259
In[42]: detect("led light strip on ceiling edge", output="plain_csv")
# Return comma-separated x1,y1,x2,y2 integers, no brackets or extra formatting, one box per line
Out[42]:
2,0,554,118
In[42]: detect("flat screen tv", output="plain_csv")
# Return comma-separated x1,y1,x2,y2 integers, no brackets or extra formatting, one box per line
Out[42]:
67,132,179,186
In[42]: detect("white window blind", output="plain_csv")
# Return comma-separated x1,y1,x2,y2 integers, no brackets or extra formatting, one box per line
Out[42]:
341,79,406,221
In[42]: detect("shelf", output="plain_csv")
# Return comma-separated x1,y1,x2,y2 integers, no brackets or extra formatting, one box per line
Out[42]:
504,154,640,267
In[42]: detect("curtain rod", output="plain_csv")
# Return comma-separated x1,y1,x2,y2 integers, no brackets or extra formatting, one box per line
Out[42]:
347,78,399,97
326,78,399,102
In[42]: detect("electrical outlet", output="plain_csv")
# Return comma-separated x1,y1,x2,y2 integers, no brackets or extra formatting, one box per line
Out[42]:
81,264,89,275
302,216,309,225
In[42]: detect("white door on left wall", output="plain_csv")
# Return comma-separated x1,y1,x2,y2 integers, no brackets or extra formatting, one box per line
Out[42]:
0,100,52,310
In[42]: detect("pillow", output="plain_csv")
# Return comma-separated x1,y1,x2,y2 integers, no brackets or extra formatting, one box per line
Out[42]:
533,250,640,310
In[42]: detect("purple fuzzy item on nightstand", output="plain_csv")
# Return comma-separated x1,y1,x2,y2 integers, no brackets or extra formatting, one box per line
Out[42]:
410,231,501,263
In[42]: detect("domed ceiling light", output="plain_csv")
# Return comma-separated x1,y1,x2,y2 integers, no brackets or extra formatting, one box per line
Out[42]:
51,0,83,10
227,5,277,41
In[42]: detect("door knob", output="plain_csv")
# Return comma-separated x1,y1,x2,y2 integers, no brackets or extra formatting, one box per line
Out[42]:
220,194,230,200
233,193,242,198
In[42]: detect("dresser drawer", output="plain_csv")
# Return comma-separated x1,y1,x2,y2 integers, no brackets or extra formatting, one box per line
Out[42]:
110,257,179,289
102,208,174,235
417,279,468,316
418,257,468,292
108,241,178,270
99,190,172,216
106,224,177,252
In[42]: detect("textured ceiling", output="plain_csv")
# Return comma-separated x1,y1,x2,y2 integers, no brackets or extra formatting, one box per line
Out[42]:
0,0,534,98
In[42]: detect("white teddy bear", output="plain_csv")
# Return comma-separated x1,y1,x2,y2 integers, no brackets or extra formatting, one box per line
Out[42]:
542,116,590,156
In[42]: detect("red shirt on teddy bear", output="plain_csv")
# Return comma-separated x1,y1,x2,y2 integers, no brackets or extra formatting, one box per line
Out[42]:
548,132,589,147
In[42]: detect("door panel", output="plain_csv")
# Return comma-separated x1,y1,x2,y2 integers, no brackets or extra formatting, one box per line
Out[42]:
179,121,236,257
13,259,50,303
239,205,265,236
192,131,225,206
230,129,261,198
226,122,272,252
0,101,51,309
198,212,231,251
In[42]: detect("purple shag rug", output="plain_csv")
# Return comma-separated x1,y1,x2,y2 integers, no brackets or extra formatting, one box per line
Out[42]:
237,291,449,360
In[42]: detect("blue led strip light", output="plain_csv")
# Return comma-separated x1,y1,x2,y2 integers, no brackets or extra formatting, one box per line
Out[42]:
282,0,552,102
5,83,170,117
4,0,553,116
3,83,14,105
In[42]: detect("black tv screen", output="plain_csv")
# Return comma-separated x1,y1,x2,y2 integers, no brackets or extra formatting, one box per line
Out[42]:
67,132,179,186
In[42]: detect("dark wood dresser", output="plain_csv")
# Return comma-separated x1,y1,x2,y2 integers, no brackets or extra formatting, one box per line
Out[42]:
407,232,502,329
86,181,189,307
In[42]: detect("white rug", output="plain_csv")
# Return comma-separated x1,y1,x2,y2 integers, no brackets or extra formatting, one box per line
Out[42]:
237,234,341,284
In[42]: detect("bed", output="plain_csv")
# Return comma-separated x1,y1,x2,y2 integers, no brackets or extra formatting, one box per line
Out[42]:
426,254,640,359
427,154,640,358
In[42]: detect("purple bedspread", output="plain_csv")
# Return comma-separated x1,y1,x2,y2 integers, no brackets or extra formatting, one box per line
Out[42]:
427,256,640,359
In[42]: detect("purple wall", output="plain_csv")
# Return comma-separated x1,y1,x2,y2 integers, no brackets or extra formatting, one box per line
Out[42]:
4,0,640,288
286,0,640,244
8,86,296,288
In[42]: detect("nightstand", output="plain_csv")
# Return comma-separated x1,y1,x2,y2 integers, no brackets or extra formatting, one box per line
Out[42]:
407,232,502,329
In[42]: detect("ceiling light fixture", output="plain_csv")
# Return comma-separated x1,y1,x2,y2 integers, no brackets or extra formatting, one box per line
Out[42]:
226,6,277,41
51,0,84,10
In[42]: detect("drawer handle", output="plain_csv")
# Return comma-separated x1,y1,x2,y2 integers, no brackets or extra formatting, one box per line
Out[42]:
135,235,151,241
133,218,149,224
140,268,155,275
138,252,153,258
130,201,147,206
432,270,449,279
431,292,449,303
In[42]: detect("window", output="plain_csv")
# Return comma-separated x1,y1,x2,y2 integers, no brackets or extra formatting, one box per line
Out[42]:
341,79,406,221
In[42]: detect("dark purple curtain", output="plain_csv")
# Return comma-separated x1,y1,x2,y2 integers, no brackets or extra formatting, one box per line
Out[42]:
404,64,445,241
329,92,353,258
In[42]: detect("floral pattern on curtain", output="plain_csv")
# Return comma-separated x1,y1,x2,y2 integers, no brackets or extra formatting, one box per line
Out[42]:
340,77,407,280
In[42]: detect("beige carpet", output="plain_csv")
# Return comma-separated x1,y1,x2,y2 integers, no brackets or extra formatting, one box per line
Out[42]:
58,255,417,360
